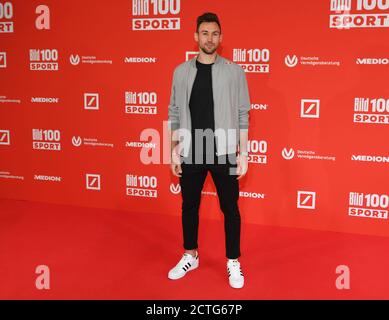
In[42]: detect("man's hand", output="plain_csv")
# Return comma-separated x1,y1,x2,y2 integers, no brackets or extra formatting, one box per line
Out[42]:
171,151,182,177
236,154,248,180
171,163,182,177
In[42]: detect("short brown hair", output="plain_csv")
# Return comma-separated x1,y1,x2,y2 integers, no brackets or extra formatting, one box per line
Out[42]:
196,12,221,33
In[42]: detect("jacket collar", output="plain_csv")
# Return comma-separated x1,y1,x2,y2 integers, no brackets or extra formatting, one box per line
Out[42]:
190,53,223,68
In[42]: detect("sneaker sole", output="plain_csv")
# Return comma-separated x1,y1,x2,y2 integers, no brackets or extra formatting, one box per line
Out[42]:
168,261,199,280
229,280,244,289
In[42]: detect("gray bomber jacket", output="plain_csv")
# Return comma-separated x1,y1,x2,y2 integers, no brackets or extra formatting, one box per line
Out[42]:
167,53,251,157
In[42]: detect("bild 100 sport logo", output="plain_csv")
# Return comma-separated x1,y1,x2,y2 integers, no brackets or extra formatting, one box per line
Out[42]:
131,0,181,31
330,0,389,29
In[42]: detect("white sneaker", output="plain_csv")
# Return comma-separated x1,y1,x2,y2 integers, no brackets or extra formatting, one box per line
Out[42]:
227,259,244,289
168,252,199,280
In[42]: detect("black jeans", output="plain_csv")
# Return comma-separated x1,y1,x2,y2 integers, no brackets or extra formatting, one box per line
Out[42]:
179,154,241,259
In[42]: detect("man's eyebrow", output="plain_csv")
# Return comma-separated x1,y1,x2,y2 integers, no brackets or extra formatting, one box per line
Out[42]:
201,30,220,34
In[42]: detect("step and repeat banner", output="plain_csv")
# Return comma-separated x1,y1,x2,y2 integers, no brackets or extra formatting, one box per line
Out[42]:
1,0,389,237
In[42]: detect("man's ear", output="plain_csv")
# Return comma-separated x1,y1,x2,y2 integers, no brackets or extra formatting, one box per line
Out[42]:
194,32,198,42
219,33,223,43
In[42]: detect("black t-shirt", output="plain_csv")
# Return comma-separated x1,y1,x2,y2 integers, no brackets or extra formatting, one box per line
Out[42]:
188,59,218,164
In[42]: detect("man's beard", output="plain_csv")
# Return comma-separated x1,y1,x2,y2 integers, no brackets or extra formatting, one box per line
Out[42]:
200,43,217,55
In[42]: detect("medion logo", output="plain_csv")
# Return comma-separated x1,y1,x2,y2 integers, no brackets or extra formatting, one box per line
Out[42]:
352,155,389,163
356,58,389,65
202,190,265,199
251,103,268,110
126,141,157,148
239,191,265,199
31,97,59,103
34,175,61,182
124,57,157,63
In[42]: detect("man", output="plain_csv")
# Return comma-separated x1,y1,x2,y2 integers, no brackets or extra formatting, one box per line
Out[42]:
167,12,251,289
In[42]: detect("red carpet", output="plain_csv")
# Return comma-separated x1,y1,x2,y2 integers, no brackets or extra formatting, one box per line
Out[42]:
0,198,388,299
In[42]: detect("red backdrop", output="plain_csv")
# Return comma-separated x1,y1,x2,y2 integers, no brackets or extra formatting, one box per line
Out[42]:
1,0,389,236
